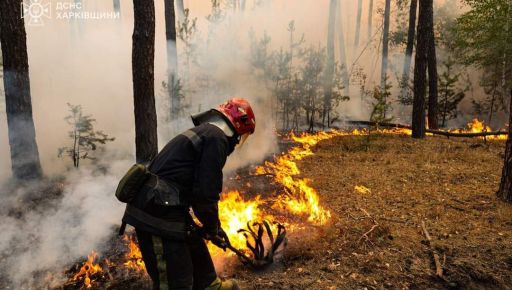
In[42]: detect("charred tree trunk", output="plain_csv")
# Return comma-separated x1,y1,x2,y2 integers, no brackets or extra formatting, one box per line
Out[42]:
380,0,391,89
164,0,179,119
400,0,418,100
354,0,363,47
367,0,374,41
132,0,158,163
497,89,512,202
0,0,43,180
412,0,429,139
426,0,438,130
323,0,337,129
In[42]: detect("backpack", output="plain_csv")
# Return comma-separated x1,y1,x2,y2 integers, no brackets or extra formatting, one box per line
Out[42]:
115,163,152,203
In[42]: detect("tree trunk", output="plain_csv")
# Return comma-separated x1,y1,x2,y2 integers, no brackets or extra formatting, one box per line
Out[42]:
380,0,391,89
354,0,363,47
497,89,512,202
113,0,120,14
336,0,350,96
367,0,374,41
164,0,179,119
412,0,429,139
324,0,337,128
132,0,158,163
426,0,438,129
400,0,418,100
176,0,185,21
0,0,43,180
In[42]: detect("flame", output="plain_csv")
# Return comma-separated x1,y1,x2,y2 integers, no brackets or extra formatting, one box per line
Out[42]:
464,118,507,140
72,250,102,288
208,191,269,255
123,234,146,272
68,120,505,284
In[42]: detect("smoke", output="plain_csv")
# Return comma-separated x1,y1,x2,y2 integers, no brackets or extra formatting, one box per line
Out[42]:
0,158,130,288
0,0,490,288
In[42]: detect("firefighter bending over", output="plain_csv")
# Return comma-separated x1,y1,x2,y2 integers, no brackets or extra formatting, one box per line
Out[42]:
122,98,256,290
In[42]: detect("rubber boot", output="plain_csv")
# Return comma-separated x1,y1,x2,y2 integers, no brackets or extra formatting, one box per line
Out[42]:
205,277,240,290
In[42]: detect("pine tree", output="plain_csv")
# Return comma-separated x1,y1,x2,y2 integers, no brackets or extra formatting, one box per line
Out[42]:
132,0,158,163
0,0,43,180
438,60,466,127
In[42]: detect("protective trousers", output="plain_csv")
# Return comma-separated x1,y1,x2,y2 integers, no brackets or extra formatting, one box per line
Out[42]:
135,229,217,290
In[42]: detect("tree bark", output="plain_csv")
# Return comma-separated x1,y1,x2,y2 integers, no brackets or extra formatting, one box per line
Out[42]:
400,0,418,100
164,0,179,119
132,0,158,163
0,0,43,180
412,0,430,139
380,0,391,89
497,89,512,202
354,0,363,47
426,0,439,129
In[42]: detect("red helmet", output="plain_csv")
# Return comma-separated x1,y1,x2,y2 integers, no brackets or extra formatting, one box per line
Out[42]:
215,97,256,136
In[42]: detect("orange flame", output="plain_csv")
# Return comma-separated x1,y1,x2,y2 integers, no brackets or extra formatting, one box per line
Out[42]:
123,235,146,272
72,250,102,288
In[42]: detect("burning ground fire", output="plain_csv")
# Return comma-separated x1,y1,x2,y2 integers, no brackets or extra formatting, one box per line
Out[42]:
66,119,506,288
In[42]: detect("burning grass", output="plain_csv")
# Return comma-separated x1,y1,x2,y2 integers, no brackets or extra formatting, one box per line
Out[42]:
233,133,512,289
50,119,511,289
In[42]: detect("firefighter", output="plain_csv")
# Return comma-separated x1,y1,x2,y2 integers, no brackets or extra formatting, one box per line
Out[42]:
122,98,256,290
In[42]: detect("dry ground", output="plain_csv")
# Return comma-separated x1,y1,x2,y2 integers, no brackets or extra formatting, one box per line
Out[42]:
230,134,512,290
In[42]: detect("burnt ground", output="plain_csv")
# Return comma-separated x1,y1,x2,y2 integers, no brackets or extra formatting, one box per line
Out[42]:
226,134,512,290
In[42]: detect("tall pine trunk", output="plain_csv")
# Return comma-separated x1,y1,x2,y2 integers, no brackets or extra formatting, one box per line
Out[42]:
367,0,374,41
336,0,350,96
497,89,512,202
0,0,43,180
323,0,337,128
380,0,391,89
132,0,158,163
426,0,438,129
176,0,185,21
164,0,179,119
412,0,430,139
113,0,120,14
354,0,363,47
400,0,418,100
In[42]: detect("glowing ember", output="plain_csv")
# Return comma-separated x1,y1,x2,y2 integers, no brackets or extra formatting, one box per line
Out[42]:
72,250,103,288
123,234,146,272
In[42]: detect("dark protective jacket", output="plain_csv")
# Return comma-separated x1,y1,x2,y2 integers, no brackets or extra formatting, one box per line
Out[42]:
122,123,236,239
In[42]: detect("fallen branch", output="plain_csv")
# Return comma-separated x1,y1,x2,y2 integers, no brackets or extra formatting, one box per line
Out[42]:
348,120,508,138
421,221,444,279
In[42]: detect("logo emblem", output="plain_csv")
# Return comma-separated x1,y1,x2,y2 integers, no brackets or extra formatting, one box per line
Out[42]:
21,0,52,26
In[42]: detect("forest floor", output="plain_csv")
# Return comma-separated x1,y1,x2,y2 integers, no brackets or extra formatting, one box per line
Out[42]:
20,133,512,290
223,134,512,290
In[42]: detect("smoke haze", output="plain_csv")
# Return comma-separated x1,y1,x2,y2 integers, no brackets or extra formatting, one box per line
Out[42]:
0,0,484,288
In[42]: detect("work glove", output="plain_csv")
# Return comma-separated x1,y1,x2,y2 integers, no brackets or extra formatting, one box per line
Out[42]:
202,227,231,251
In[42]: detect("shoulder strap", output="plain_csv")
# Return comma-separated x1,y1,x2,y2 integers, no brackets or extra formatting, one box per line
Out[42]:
181,129,202,150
